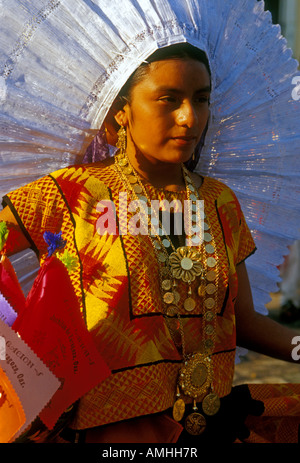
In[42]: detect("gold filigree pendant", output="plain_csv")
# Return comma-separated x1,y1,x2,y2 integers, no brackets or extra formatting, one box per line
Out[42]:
178,352,212,399
169,247,203,283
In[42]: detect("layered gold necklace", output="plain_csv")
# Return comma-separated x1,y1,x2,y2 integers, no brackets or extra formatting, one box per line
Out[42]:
114,151,221,435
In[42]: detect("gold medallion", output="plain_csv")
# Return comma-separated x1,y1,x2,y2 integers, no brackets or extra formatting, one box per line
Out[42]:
190,235,201,245
161,267,169,277
123,166,133,175
202,392,221,416
153,240,161,249
158,252,167,262
128,175,137,184
204,310,215,322
118,158,128,167
197,284,206,297
185,412,206,435
166,305,177,317
207,257,217,268
191,364,207,387
181,257,193,270
162,279,172,291
178,353,212,398
204,339,214,352
204,325,214,336
133,184,143,194
206,270,217,282
206,283,216,294
204,297,215,309
163,292,174,304
173,398,186,422
205,244,215,254
184,297,196,312
204,233,212,243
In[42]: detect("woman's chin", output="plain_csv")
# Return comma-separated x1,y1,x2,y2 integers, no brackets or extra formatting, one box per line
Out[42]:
132,146,194,166
165,151,194,164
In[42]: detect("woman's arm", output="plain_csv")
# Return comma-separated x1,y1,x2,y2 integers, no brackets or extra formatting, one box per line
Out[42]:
235,261,300,363
0,207,31,255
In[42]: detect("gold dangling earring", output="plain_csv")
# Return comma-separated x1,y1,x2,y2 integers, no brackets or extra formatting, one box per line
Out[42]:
116,125,127,155
192,151,195,161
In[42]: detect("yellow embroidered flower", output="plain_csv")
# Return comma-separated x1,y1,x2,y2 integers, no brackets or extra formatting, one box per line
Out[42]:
168,247,203,282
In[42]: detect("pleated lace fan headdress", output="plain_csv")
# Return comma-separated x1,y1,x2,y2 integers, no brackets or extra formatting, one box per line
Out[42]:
1,0,300,317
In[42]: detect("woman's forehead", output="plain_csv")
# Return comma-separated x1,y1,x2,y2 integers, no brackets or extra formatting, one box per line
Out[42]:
132,58,211,92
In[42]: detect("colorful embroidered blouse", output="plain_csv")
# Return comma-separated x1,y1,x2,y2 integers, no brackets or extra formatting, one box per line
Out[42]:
3,162,256,429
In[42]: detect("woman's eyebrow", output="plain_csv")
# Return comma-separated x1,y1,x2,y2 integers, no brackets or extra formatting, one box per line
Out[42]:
154,85,211,93
195,86,211,93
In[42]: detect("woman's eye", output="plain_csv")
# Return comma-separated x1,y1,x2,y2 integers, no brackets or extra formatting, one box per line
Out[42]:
195,96,210,104
158,95,210,105
159,96,177,103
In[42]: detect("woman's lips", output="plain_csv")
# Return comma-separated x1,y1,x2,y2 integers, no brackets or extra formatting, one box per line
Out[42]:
171,136,197,146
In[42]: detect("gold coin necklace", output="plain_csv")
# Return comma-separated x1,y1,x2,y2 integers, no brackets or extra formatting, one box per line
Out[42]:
114,152,221,435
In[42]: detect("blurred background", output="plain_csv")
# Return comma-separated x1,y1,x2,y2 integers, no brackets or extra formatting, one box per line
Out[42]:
265,0,300,64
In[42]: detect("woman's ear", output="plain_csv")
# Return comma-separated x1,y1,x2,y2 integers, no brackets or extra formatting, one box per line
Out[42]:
114,108,128,127
103,98,130,146
107,96,129,128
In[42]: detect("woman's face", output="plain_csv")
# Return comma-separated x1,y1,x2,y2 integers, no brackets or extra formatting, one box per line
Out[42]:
117,58,211,165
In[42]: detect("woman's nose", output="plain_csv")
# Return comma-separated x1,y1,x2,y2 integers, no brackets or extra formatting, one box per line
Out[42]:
175,101,197,127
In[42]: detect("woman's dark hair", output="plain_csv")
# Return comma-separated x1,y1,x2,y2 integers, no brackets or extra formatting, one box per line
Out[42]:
118,42,211,103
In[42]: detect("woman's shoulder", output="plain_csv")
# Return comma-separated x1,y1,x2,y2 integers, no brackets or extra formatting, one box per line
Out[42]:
195,174,235,197
50,157,115,180
200,175,244,223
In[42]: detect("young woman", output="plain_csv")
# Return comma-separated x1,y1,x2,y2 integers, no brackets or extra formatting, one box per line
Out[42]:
1,43,300,443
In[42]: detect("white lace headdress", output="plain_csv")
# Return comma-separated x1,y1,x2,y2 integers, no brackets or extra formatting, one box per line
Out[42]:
1,0,300,317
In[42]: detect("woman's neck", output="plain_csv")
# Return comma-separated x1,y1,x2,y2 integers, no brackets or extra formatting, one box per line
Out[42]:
126,151,186,192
